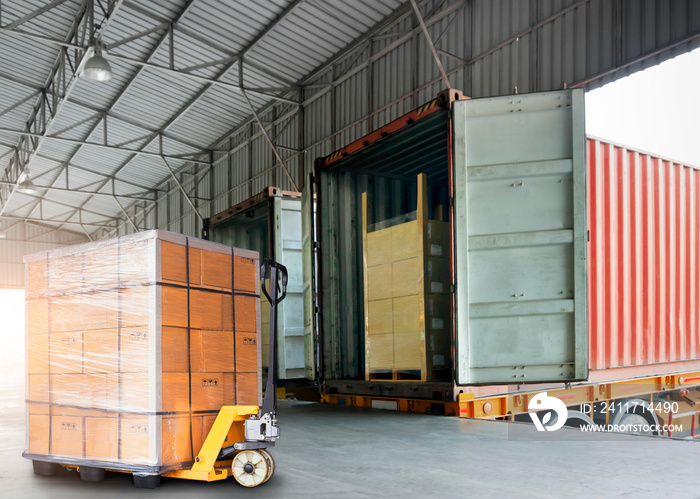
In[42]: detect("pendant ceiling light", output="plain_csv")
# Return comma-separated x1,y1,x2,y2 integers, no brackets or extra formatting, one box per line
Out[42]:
83,40,112,82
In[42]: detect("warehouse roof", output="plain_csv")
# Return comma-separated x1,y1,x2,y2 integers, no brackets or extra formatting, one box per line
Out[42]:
0,0,403,235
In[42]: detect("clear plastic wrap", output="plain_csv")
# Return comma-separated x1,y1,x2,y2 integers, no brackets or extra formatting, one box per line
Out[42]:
362,174,452,382
24,230,261,473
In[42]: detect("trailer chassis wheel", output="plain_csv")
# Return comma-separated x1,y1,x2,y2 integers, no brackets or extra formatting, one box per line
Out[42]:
232,450,270,487
609,398,659,435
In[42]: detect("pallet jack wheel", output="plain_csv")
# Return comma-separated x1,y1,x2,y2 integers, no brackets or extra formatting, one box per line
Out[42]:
259,449,275,483
133,473,161,489
231,450,270,487
32,461,60,476
79,466,105,482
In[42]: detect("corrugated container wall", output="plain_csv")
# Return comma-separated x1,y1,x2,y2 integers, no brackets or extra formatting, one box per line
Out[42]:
588,138,700,371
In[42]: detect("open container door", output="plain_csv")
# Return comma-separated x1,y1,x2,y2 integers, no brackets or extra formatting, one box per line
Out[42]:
453,89,587,385
301,177,316,380
272,196,305,379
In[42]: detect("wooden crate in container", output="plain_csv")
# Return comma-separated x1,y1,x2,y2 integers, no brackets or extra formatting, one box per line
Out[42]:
24,230,261,473
362,174,451,381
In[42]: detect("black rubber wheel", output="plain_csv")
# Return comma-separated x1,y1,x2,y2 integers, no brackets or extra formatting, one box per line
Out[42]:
133,473,161,489
79,466,105,482
32,461,60,476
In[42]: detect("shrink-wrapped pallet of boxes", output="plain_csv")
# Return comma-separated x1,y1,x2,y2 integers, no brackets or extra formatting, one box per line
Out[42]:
23,230,261,473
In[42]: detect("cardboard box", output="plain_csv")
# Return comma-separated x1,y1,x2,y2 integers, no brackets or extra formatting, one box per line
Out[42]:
83,329,118,373
27,299,48,335
50,415,84,458
191,330,235,373
85,417,119,461
362,175,451,381
49,332,83,374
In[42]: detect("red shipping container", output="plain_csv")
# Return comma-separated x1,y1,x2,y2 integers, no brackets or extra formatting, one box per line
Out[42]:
587,137,700,377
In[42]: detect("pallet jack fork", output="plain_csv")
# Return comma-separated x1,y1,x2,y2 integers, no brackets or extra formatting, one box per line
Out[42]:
162,258,287,487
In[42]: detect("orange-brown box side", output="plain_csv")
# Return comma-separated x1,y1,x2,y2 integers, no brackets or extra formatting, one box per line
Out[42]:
160,241,188,284
83,329,118,373
50,292,118,333
118,238,154,286
190,330,235,373
82,246,119,288
51,373,110,411
27,299,49,335
189,248,202,286
118,327,149,373
233,256,257,293
85,416,119,462
49,332,83,374
190,290,224,330
118,372,150,413
48,253,85,292
50,414,84,458
201,250,232,290
27,334,49,374
28,403,49,415
161,415,193,467
120,286,151,328
28,374,49,403
222,294,233,330
27,259,48,299
190,373,225,412
162,327,189,372
28,414,50,455
120,415,155,465
234,295,258,332
191,414,217,457
161,286,189,328
162,373,190,413
235,372,258,406
235,331,258,373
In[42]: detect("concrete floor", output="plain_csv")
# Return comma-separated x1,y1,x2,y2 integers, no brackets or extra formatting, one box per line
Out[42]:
2,382,700,498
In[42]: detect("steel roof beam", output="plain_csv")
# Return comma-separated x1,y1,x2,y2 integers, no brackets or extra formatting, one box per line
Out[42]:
0,127,212,166
3,0,72,30
0,180,155,202
0,214,117,229
0,70,209,153
0,0,126,218
13,0,201,236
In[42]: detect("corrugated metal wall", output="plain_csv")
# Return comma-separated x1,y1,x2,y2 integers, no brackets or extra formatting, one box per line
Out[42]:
34,0,700,259
588,138,700,370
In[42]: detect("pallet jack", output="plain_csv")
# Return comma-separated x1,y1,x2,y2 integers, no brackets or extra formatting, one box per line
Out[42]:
160,258,286,487
31,258,287,488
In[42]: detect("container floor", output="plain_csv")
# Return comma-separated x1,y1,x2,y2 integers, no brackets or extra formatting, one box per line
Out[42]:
2,382,699,498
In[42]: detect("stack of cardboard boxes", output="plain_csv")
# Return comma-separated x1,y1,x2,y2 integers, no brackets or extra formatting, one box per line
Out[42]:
25,230,261,471
362,174,452,381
